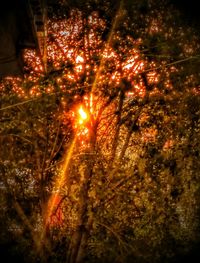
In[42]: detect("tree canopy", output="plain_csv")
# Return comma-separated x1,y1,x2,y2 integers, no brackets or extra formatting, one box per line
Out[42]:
0,1,200,263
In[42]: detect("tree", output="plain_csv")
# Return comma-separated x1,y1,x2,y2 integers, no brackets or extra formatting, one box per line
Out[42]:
0,0,200,262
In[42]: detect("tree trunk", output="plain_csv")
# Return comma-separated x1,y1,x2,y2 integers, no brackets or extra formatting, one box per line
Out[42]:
67,131,96,263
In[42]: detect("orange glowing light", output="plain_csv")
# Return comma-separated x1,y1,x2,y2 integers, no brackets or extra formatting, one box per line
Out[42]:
76,55,84,63
78,106,88,124
46,193,64,227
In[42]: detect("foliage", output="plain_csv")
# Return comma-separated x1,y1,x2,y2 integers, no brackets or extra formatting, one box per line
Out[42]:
0,0,200,262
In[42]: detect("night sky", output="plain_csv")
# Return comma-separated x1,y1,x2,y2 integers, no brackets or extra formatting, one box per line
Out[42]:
0,0,199,30
0,1,199,262
171,0,200,30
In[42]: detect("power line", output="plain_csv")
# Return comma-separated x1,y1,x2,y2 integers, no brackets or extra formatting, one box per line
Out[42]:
143,54,200,73
0,53,199,112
